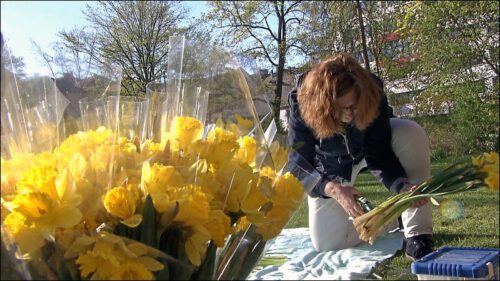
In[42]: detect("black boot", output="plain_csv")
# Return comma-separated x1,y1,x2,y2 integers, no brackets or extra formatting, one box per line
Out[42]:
405,234,434,261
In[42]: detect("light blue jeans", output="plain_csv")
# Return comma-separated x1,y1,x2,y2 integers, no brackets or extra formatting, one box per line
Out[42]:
308,118,434,251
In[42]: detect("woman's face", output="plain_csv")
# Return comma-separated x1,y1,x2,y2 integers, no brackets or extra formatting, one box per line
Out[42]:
336,90,358,124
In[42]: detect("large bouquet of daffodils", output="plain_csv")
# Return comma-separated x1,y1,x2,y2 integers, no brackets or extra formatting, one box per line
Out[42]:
354,152,499,245
1,36,320,280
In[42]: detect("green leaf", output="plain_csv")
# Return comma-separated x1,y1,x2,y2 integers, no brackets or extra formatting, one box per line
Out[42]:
156,202,180,247
117,222,128,237
168,229,194,280
57,259,74,280
140,195,156,247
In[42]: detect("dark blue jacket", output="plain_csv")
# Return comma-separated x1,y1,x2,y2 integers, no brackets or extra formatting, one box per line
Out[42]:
287,74,408,198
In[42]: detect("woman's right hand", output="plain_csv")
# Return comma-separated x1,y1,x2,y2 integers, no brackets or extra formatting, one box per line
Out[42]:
325,181,364,218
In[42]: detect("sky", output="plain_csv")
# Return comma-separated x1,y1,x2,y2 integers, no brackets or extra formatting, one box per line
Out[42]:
1,1,207,76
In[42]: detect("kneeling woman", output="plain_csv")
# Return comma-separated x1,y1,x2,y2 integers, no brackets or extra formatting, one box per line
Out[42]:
286,53,434,261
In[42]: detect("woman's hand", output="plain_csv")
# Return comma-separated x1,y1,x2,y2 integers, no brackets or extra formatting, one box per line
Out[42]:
400,184,428,208
325,181,364,218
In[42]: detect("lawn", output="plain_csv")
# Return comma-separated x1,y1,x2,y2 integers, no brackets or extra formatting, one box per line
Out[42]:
284,156,500,280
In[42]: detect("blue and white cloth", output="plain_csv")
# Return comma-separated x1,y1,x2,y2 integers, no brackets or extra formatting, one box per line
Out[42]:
248,228,404,280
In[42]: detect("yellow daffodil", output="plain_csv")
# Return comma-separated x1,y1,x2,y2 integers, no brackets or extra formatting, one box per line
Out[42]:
185,224,211,266
269,140,289,171
15,162,58,198
171,184,211,226
141,162,185,195
109,261,154,280
241,178,269,216
271,172,304,211
236,136,257,166
0,112,309,281
140,139,163,160
473,152,499,191
206,127,238,166
216,160,256,213
255,206,289,240
73,233,164,280
189,159,221,198
3,211,45,258
1,153,36,196
355,151,500,245
169,116,203,154
76,240,122,279
234,216,251,233
104,186,142,227
235,113,254,132
4,185,82,257
226,123,241,136
259,166,277,180
204,210,231,246
485,171,499,192
12,190,82,235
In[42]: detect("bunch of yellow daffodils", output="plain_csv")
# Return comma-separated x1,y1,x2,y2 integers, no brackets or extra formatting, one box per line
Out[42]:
1,114,305,280
354,152,499,245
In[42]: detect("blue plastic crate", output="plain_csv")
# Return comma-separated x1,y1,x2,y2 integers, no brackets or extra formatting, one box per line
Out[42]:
411,247,499,280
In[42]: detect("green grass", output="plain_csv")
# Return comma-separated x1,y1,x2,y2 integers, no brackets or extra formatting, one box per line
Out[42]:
285,156,500,280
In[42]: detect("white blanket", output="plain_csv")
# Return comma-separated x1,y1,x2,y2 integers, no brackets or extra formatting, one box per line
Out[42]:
248,228,404,280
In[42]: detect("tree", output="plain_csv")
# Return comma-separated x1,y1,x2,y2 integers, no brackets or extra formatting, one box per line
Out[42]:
356,0,370,71
206,0,306,132
1,36,27,80
55,1,189,95
299,1,409,75
299,2,360,61
396,1,499,154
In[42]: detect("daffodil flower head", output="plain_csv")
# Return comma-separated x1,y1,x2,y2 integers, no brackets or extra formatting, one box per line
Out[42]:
171,184,211,226
104,186,137,220
206,127,238,166
203,209,231,246
74,233,164,280
6,187,82,256
270,140,289,171
255,206,289,240
472,152,499,191
259,166,277,181
271,172,304,210
1,153,36,196
141,162,185,195
185,224,211,266
234,216,251,233
3,211,45,258
241,174,272,215
216,160,255,213
169,116,203,154
235,113,254,134
236,136,257,166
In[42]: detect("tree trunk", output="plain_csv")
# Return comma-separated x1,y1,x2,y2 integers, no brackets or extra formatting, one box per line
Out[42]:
356,0,370,71
275,53,285,133
273,0,285,133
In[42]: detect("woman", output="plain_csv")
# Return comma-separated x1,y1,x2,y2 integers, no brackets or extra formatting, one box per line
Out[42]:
287,53,434,260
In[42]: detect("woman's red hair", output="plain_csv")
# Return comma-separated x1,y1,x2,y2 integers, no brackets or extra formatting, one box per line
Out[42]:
297,53,381,139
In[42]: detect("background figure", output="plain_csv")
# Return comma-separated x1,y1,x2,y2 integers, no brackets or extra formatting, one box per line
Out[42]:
287,53,434,260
